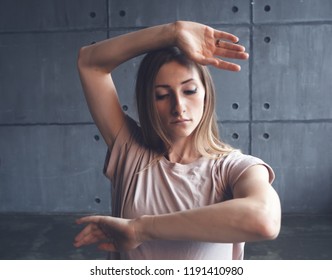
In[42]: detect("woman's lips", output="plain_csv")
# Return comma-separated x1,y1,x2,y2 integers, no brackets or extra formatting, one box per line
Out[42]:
170,119,191,124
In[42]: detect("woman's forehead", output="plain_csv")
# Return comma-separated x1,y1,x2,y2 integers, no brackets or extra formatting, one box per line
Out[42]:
155,61,201,85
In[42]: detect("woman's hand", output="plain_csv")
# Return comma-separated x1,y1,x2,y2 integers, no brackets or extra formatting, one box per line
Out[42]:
174,21,249,71
73,215,143,252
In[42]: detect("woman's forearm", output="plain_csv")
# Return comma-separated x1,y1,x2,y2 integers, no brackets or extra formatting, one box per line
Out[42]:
78,23,176,72
137,195,280,244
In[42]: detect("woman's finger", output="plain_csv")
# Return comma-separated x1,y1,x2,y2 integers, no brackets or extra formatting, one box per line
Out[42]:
214,48,249,60
98,242,118,252
74,223,107,247
214,59,242,72
213,29,239,43
215,40,246,52
75,222,99,239
76,215,103,225
191,53,242,72
75,233,105,247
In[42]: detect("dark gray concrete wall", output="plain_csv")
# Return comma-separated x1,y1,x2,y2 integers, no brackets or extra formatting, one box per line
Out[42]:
0,0,331,214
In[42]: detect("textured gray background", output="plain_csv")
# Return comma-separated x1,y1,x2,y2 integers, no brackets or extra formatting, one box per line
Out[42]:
0,0,331,214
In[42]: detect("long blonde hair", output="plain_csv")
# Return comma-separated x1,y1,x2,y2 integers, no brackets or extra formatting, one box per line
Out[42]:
135,47,235,159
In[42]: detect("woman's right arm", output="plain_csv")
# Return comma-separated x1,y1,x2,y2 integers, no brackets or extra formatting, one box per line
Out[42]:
77,23,177,148
77,21,248,148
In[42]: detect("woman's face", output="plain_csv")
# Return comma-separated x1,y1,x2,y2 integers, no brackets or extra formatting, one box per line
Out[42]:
154,61,206,143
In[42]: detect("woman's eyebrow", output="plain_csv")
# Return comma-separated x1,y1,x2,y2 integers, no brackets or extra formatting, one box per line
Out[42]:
155,78,194,88
181,78,194,85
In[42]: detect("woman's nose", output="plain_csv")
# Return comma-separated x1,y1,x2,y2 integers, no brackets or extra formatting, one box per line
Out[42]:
171,95,186,116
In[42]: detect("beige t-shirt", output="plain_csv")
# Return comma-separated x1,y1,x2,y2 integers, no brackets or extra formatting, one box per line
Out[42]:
104,116,275,260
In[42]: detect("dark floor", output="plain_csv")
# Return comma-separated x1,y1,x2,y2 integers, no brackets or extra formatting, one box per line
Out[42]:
0,213,332,260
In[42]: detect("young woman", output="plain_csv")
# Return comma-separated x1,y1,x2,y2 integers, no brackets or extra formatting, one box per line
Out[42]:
74,21,281,260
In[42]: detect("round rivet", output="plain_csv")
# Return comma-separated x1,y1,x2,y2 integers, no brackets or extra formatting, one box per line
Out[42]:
263,103,270,110
95,197,101,204
264,5,271,12
232,6,239,13
264,36,271,43
232,103,239,110
263,133,270,139
119,10,126,17
94,135,100,141
90,12,96,18
232,133,239,140
122,105,128,111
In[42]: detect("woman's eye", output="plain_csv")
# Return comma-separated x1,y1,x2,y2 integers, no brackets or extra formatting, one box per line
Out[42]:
156,94,169,100
184,88,198,95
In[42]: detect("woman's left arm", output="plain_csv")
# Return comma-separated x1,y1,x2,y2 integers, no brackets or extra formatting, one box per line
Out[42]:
74,165,281,251
141,165,281,243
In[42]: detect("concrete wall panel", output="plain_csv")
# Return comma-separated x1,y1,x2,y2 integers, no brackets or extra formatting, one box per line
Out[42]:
0,125,110,212
109,0,250,28
253,0,332,24
252,122,332,213
0,31,107,124
212,27,250,121
219,123,250,154
0,0,107,32
252,24,332,121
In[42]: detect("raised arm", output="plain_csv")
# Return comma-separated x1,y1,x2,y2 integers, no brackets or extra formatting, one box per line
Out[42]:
74,165,281,252
77,23,175,148
77,21,248,148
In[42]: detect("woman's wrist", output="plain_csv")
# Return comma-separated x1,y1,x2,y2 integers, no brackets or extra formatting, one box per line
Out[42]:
159,21,178,48
172,20,187,48
133,215,156,243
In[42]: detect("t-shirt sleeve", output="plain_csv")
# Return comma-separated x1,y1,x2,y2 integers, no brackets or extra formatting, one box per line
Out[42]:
103,115,142,181
222,151,275,192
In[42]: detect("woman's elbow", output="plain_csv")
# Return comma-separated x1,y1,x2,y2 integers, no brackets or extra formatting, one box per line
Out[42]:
255,206,281,240
77,46,90,70
258,216,281,240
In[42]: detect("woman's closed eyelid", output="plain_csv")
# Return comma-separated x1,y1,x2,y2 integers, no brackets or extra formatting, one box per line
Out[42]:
183,87,198,94
155,86,198,99
155,93,170,100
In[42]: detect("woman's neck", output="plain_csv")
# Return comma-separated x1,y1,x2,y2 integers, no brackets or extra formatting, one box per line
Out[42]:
166,137,201,164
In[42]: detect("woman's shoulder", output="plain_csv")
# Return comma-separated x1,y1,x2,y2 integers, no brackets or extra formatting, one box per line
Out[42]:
217,150,264,165
106,114,147,164
214,150,275,186
103,115,153,179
